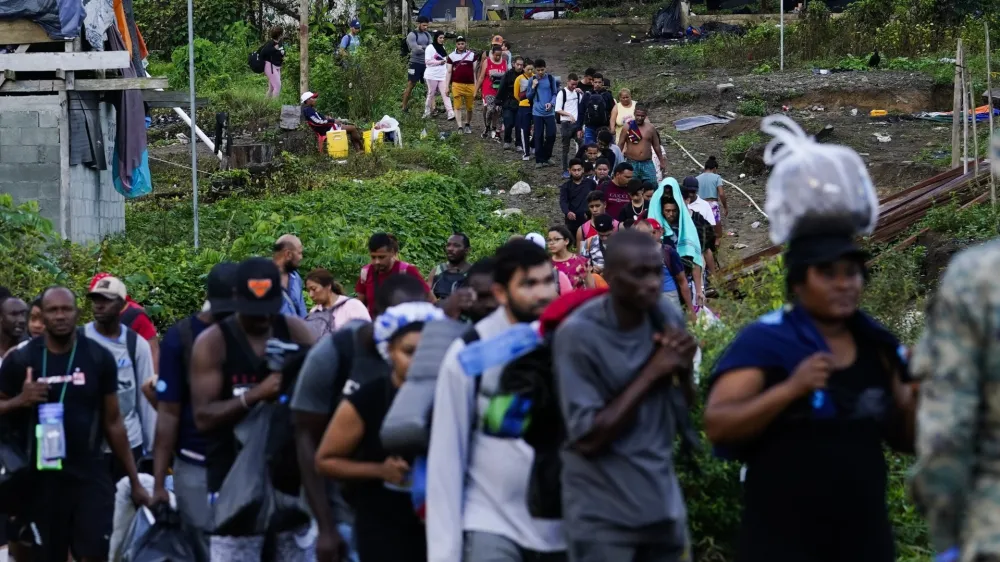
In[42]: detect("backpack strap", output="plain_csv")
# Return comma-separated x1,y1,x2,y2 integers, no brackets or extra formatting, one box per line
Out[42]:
178,317,195,375
461,327,484,441
331,326,359,412
121,306,142,329
399,262,409,275
552,268,561,296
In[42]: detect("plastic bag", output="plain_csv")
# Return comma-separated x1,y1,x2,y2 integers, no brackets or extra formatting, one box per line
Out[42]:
211,404,274,535
110,473,172,558
761,115,879,244
132,504,210,562
114,506,156,562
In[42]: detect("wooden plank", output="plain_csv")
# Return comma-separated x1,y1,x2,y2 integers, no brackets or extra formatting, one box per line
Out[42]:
0,78,169,93
142,90,208,107
0,20,63,45
0,51,131,72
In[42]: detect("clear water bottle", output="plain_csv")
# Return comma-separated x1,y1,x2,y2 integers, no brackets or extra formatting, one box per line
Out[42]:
420,128,428,140
458,323,542,377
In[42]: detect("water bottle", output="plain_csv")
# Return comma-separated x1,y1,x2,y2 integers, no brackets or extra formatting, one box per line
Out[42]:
420,128,428,140
458,323,542,377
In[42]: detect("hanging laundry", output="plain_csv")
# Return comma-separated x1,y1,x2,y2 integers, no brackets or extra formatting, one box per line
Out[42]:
83,0,116,50
107,26,152,199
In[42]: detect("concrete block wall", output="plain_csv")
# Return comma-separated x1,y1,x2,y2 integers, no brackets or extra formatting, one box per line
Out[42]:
0,103,62,228
0,95,126,244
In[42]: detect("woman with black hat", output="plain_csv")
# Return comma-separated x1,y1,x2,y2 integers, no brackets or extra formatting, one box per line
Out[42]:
703,213,916,562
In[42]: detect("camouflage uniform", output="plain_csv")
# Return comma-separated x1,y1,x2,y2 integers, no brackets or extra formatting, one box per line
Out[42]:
910,239,1000,562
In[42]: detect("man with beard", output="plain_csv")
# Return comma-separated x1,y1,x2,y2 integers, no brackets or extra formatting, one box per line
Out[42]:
553,230,694,562
0,286,151,562
85,276,157,483
274,234,307,318
0,296,28,360
292,274,432,562
427,240,566,562
151,262,239,534
428,233,472,301
190,258,317,560
618,106,666,184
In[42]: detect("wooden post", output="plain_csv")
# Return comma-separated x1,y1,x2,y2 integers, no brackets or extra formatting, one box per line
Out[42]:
987,23,996,211
971,71,980,175
953,40,964,169
299,0,309,94
456,6,471,33
962,58,970,174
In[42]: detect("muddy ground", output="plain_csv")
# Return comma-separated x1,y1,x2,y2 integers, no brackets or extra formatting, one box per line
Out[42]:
148,22,958,261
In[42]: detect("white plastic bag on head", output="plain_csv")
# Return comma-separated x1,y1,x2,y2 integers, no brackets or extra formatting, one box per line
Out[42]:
761,115,879,245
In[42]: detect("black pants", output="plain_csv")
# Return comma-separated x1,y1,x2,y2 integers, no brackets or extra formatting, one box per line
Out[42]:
533,115,557,164
502,106,518,143
27,471,115,562
561,122,578,171
517,107,533,155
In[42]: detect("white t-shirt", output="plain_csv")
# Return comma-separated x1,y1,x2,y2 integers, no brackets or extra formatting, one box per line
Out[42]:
556,87,581,122
689,197,717,225
424,47,449,82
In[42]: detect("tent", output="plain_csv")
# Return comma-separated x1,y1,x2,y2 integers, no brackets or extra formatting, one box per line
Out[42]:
650,0,682,38
418,0,486,21
522,0,579,19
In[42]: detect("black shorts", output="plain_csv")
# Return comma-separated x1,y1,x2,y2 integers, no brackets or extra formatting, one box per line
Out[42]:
407,62,426,84
23,471,114,562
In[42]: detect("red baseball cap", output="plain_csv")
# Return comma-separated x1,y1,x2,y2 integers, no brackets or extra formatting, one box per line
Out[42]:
645,218,663,230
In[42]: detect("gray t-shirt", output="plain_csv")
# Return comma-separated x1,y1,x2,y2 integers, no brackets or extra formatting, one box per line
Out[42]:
406,30,433,65
553,295,688,545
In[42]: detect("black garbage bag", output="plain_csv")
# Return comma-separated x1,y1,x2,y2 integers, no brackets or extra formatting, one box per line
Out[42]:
649,0,682,38
133,504,209,562
211,404,275,536
113,506,156,562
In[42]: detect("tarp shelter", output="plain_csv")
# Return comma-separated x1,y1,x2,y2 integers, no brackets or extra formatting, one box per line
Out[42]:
650,0,682,39
418,0,486,21
522,0,579,19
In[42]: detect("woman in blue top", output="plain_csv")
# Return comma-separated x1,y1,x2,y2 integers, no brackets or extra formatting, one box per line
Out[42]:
703,214,917,562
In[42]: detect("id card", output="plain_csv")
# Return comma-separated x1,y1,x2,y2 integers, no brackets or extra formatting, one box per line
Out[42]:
36,403,65,471
35,425,62,471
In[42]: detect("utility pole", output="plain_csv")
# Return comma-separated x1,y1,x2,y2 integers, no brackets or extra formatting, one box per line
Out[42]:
299,0,309,94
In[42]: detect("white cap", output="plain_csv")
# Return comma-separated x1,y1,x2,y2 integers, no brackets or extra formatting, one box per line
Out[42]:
300,91,318,104
88,276,127,300
525,232,545,248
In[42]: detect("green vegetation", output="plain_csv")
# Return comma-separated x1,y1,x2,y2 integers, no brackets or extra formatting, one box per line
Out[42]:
736,97,767,117
723,131,762,163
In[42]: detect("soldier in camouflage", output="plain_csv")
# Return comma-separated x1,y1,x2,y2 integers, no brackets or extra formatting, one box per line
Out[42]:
911,240,1000,562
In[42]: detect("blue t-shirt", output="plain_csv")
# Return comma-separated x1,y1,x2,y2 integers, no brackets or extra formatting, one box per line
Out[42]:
696,172,721,200
340,33,360,54
661,242,685,292
156,314,210,463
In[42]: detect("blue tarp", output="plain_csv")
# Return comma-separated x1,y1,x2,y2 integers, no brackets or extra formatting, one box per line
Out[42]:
418,0,485,20
0,0,83,40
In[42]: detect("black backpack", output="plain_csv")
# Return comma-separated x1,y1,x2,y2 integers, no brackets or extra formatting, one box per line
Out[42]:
248,45,266,74
584,92,608,127
400,32,412,60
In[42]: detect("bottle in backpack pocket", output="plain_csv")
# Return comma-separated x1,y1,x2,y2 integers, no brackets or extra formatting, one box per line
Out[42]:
457,323,542,377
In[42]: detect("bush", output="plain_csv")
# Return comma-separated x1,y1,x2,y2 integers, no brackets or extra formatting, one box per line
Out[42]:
724,131,762,163
737,98,767,117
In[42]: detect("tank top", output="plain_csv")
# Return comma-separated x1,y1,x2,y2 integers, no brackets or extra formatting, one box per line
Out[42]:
205,315,291,494
431,264,469,300
614,101,637,141
483,56,507,97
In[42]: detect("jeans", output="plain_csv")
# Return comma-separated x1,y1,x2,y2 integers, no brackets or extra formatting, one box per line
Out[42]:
583,125,599,145
265,61,281,98
503,106,518,143
517,107,533,156
533,115,557,164
560,122,578,170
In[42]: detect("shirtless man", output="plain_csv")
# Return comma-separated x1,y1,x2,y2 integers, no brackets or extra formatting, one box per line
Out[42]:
618,105,666,184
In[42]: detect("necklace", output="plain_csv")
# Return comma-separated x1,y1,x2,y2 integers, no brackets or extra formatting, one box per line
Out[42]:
631,202,644,219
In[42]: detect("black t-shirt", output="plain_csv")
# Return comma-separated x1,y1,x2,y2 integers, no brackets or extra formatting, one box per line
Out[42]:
737,334,895,562
343,377,426,561
339,325,391,400
617,200,648,227
0,335,117,479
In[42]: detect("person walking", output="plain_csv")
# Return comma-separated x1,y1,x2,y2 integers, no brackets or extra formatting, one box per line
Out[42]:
559,159,597,238
547,226,591,290
315,303,443,562
556,73,583,179
446,36,478,134
514,60,535,159
356,233,430,316
424,30,455,120
581,74,613,145
305,268,370,338
696,156,728,239
427,239,566,562
609,88,636,141
618,106,666,184
428,234,473,301
477,45,509,139
260,26,285,98
274,233,307,318
554,229,695,562
524,59,558,169
0,296,27,359
402,16,432,113
339,19,362,58
495,57,525,150
707,215,915,562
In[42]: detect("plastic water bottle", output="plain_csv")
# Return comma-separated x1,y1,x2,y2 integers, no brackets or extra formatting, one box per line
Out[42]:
420,128,428,140
458,323,542,377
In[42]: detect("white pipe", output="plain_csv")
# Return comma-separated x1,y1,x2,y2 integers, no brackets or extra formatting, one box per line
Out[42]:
663,132,768,218
170,108,218,157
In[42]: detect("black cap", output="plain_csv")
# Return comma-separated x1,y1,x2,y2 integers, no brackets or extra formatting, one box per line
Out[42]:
682,176,700,192
206,262,239,314
594,214,615,233
234,257,282,316
785,232,867,268
416,15,430,23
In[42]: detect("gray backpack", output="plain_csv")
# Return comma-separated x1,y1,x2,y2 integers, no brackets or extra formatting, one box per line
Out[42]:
379,319,470,455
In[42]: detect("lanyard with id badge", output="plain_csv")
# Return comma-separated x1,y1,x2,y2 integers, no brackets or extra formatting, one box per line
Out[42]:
37,341,77,471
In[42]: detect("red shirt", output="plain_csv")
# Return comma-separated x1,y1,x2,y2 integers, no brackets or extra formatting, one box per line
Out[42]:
598,179,631,219
447,50,478,85
354,260,430,316
123,301,158,340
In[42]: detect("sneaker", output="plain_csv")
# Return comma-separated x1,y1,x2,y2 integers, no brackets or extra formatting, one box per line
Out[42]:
464,125,472,134
535,163,545,169
561,171,570,179
544,160,555,167
447,112,456,120
503,143,512,150
481,130,489,139
490,130,497,139
522,154,532,161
